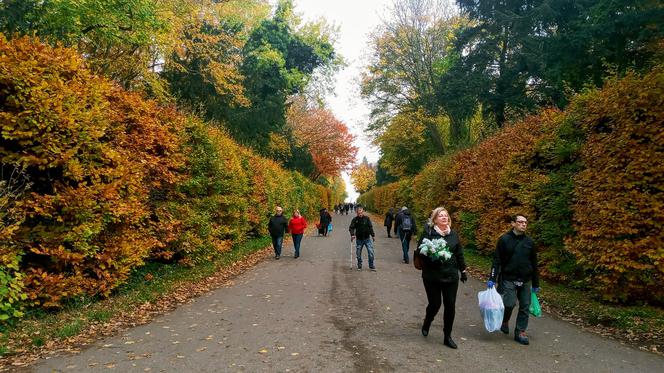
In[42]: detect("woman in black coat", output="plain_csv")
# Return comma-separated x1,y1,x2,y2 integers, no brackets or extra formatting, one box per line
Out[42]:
415,207,467,349
383,208,394,238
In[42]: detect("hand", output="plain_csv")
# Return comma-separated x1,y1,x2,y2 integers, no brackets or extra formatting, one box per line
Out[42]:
532,287,540,293
460,272,467,283
372,236,375,242
487,280,495,289
351,235,356,241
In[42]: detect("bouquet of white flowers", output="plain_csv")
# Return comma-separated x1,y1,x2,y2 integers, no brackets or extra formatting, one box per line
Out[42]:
418,238,452,261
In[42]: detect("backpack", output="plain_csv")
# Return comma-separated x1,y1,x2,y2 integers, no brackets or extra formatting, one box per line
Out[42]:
401,215,412,232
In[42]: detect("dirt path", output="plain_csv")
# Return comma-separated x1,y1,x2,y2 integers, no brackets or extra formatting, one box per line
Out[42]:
27,213,663,372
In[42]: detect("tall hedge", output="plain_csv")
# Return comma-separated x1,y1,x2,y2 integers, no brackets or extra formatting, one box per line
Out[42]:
0,35,329,318
359,69,664,305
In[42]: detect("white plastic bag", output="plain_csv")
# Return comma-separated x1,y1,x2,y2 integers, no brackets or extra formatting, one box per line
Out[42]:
478,287,505,332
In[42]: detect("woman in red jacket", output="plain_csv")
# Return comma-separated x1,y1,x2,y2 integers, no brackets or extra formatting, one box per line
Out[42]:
288,209,307,258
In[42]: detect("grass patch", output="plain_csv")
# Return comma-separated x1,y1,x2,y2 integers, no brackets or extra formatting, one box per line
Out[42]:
0,236,271,359
464,249,664,346
55,320,82,339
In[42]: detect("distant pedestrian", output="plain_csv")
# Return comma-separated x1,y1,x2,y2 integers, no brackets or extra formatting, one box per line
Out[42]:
384,208,395,238
288,209,307,258
349,207,376,271
415,207,467,349
487,214,540,345
396,207,416,264
319,208,332,236
268,206,288,259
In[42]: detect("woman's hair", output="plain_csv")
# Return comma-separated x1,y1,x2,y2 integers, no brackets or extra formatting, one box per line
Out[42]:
294,209,300,216
429,207,451,227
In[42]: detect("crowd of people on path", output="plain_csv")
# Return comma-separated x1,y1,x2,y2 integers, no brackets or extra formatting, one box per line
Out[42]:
334,202,358,215
268,202,540,350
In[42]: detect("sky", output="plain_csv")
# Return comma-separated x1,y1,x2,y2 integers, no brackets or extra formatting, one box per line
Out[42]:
272,0,392,201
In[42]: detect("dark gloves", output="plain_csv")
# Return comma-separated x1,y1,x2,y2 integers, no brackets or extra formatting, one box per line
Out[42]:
460,272,468,283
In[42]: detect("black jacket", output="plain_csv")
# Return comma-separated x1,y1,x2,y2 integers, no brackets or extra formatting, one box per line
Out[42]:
268,215,288,237
489,230,540,287
349,215,375,240
320,210,332,225
416,226,466,282
383,211,394,227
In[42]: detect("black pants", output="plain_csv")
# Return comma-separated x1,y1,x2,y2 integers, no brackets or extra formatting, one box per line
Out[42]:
423,279,459,337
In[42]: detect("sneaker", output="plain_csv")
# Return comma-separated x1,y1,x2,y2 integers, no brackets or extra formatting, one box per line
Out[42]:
514,331,529,345
357,267,362,271
275,255,280,260
500,323,509,334
370,267,377,272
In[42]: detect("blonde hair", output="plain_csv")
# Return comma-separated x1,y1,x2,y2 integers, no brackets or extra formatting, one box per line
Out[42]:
428,207,451,228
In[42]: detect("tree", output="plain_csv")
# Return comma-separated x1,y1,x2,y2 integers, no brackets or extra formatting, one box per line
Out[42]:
351,159,377,194
229,0,338,152
361,0,461,153
163,1,268,114
287,97,358,180
375,109,446,177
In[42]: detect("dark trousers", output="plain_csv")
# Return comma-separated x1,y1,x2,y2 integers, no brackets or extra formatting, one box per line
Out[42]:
385,225,392,237
423,279,459,337
399,231,412,263
501,280,532,332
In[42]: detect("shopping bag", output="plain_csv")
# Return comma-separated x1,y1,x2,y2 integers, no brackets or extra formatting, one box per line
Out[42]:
328,223,333,232
529,292,542,317
478,287,504,332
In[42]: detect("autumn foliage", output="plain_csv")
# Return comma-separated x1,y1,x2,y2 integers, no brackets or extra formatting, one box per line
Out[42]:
359,69,664,305
0,36,329,317
287,98,357,180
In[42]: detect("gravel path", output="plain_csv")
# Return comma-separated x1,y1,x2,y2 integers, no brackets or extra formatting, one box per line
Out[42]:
29,213,663,372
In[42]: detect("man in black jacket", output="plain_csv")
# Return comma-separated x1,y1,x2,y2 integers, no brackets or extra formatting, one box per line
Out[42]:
487,214,540,345
268,206,288,259
349,207,376,271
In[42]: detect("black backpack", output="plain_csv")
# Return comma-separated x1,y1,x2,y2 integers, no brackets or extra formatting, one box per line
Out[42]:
401,215,412,232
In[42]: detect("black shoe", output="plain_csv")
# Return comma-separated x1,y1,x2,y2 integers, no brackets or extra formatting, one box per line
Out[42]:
275,255,280,260
514,331,529,345
500,323,509,334
294,255,299,259
369,267,377,272
443,336,458,349
388,235,392,238
421,320,431,337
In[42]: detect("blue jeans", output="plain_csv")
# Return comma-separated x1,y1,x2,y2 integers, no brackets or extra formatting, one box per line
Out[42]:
399,231,412,263
271,235,283,256
356,238,375,269
292,234,303,257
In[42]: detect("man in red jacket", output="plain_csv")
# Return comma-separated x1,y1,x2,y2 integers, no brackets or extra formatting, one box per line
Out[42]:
288,209,308,258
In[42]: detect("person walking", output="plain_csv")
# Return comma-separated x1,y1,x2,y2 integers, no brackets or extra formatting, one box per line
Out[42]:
288,209,307,258
319,208,332,236
487,214,540,345
394,206,406,236
397,207,416,264
383,208,395,238
415,207,467,349
268,206,288,259
349,206,376,271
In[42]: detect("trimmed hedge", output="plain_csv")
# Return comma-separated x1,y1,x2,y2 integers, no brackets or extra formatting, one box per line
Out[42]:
360,69,664,305
0,35,329,320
